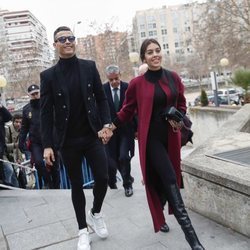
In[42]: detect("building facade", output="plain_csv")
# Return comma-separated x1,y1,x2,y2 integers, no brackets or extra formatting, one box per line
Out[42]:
0,10,52,97
132,4,195,67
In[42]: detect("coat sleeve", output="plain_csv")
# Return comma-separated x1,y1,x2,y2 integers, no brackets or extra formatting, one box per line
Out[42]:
19,106,29,153
172,72,187,114
0,106,12,123
92,62,112,125
114,79,138,127
40,70,54,148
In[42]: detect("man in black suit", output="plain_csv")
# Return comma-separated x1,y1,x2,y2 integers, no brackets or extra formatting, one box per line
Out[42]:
103,65,136,197
40,26,113,250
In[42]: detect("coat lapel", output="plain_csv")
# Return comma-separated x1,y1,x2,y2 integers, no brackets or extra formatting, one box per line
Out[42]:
55,63,70,107
78,59,88,102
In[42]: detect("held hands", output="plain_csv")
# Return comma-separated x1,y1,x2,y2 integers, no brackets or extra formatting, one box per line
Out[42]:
98,124,116,144
43,147,55,166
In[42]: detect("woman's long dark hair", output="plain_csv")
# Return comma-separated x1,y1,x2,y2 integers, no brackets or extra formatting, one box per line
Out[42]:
140,38,161,62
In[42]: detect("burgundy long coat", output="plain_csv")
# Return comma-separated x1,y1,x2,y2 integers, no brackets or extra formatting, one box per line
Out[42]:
117,69,186,232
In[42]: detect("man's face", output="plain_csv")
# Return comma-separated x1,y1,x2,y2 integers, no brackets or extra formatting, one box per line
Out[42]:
29,91,40,100
53,30,76,58
13,118,22,131
107,72,121,88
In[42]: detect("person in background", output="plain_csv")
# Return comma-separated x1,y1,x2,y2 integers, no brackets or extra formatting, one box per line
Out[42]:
3,113,23,187
103,65,136,197
102,38,204,250
138,63,148,76
40,26,113,250
19,84,60,189
0,98,12,185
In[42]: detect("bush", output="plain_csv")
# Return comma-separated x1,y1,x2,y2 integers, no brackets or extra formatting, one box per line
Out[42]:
232,69,250,103
200,89,208,106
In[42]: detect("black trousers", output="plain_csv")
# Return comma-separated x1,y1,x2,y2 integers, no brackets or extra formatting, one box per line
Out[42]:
105,131,133,188
146,120,177,207
61,134,108,230
31,143,60,189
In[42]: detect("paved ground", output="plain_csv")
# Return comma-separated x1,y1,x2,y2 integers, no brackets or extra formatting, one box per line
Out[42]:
0,145,249,250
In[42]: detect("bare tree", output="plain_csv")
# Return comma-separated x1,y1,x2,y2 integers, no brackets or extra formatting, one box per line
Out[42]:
192,0,250,71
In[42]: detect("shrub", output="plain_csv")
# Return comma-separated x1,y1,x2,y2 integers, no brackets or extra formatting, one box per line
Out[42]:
200,89,208,106
232,69,250,103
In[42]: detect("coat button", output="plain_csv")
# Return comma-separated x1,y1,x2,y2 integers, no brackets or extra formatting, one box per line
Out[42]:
88,84,91,87
88,110,91,114
87,97,90,101
65,118,68,121
62,105,66,109
58,93,62,96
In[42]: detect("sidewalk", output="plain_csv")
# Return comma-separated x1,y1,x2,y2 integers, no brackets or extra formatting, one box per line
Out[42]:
0,188,249,250
0,145,249,250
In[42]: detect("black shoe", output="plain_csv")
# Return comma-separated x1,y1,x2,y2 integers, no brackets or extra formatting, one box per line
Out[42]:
160,222,170,233
124,187,133,197
130,176,134,183
109,183,118,189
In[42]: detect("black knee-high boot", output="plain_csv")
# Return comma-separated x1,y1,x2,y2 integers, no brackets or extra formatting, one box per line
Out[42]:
166,183,205,250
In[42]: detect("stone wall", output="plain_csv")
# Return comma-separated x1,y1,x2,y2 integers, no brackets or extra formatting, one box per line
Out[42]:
182,104,250,237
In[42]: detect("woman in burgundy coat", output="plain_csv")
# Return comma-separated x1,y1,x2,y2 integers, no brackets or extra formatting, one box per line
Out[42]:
109,39,204,250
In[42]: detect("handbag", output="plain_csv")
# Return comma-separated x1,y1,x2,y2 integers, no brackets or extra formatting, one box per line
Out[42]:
163,70,194,147
162,106,193,147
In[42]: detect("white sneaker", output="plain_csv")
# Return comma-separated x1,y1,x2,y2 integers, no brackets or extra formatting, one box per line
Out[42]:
88,210,109,239
77,228,91,250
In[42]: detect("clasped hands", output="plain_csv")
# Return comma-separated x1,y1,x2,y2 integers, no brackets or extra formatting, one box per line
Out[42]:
98,124,116,144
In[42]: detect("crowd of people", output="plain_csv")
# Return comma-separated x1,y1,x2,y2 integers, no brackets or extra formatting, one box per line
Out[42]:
0,25,205,250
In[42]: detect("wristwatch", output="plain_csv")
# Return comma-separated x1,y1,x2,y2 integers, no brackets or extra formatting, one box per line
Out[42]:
103,123,113,129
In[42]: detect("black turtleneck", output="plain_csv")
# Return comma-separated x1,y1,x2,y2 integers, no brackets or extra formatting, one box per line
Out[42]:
59,55,91,140
145,68,167,122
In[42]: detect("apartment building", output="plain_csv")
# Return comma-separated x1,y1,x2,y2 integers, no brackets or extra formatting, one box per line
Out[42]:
0,9,52,96
132,4,195,66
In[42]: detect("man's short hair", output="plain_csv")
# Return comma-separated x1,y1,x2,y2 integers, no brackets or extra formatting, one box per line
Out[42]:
54,26,71,41
12,113,22,122
105,65,120,75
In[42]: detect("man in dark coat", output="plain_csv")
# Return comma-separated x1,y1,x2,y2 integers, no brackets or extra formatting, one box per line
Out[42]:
19,84,60,189
40,26,113,250
0,99,12,184
103,65,136,197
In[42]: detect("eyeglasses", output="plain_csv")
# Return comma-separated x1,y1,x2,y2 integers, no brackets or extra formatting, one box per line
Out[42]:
55,36,76,44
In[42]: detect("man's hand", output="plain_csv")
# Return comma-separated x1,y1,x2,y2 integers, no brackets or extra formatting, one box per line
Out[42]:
43,147,55,166
98,127,113,144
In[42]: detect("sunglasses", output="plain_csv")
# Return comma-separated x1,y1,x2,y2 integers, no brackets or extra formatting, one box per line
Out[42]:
55,36,76,44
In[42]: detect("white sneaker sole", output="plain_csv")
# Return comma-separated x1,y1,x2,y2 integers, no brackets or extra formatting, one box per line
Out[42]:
88,211,108,239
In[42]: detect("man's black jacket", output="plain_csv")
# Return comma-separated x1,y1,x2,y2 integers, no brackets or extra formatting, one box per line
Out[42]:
40,58,111,149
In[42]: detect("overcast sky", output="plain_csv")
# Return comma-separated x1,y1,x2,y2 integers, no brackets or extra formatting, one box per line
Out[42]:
1,0,192,44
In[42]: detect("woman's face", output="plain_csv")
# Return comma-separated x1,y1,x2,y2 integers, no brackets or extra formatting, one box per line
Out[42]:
143,42,162,71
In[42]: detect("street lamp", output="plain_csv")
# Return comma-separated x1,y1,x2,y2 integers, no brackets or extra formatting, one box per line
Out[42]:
220,58,230,104
0,75,7,106
129,52,140,77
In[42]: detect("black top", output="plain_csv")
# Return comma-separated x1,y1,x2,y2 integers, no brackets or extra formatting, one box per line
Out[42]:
59,55,91,140
145,68,167,122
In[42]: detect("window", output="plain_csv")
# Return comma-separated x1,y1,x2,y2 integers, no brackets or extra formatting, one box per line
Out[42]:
140,24,145,29
148,23,156,29
173,27,178,33
163,43,169,49
161,29,167,35
175,42,179,48
141,32,146,38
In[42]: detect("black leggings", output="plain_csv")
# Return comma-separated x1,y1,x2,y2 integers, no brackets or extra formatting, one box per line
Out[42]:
146,120,177,194
61,136,108,230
